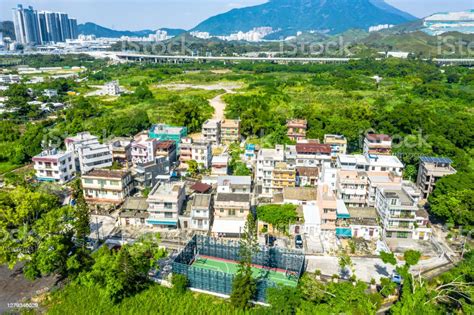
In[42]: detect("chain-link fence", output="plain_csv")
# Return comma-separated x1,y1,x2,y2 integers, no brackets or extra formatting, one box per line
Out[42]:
172,235,305,301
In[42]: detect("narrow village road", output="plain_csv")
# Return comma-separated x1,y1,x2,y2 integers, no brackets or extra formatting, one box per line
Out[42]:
155,82,242,121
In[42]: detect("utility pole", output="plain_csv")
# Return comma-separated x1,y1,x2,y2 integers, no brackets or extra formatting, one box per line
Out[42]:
95,217,100,241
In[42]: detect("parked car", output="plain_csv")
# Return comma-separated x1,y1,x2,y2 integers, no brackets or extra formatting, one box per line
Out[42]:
391,272,403,284
265,234,276,247
295,234,303,249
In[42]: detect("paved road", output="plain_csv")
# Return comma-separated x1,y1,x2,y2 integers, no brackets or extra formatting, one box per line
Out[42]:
306,254,451,283
306,256,396,282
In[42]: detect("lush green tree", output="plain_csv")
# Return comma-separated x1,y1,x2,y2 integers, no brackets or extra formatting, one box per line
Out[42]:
380,251,397,266
266,124,292,146
404,250,421,268
233,162,251,176
171,274,189,294
134,84,154,100
170,96,213,133
390,280,441,314
298,273,326,303
429,189,473,227
338,251,354,278
380,277,397,297
231,214,258,309
186,160,199,177
0,121,21,142
256,204,298,232
79,234,166,303
267,285,301,314
71,179,90,249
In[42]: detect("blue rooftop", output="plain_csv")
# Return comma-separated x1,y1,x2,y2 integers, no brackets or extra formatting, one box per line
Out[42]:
420,156,452,164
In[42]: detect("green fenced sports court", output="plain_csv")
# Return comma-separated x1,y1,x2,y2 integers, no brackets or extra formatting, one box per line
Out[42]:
172,235,305,301
192,255,298,287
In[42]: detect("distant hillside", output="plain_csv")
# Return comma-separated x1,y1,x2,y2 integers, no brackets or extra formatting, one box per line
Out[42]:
0,21,15,40
360,31,474,57
369,0,417,21
192,0,417,35
77,22,185,38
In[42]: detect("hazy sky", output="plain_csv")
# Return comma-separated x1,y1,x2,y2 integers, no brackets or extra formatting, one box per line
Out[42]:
1,0,473,30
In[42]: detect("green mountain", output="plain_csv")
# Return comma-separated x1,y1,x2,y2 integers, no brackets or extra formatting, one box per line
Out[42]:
77,22,185,38
192,0,417,36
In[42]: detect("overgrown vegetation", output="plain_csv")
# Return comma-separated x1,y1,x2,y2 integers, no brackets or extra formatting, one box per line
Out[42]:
256,204,299,232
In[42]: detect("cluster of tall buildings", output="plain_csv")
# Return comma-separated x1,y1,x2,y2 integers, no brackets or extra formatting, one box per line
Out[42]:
12,4,78,45
190,27,274,42
423,9,474,35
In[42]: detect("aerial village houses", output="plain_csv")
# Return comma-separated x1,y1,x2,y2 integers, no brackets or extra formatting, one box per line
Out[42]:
202,119,221,145
189,194,213,231
212,192,251,237
146,181,186,229
211,154,229,175
324,134,348,157
363,133,392,156
286,119,307,142
32,110,439,264
108,137,132,166
33,149,75,184
65,132,113,173
416,156,456,199
81,169,133,206
220,119,241,144
148,123,187,151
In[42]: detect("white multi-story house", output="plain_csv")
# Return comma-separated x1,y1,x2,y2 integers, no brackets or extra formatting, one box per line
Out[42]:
416,156,456,199
320,162,337,191
336,169,369,208
217,176,252,194
324,134,347,157
190,194,212,231
294,143,332,169
131,133,159,165
33,149,75,184
364,133,392,156
211,155,229,175
82,169,133,205
192,139,212,169
146,181,186,229
0,74,20,84
65,132,112,173
104,81,121,96
77,143,113,174
202,119,221,145
375,182,429,240
212,193,251,237
256,145,285,196
337,154,404,177
347,207,381,240
366,171,402,206
107,137,132,166
65,132,100,154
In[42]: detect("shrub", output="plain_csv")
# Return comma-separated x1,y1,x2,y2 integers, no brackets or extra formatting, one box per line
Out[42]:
171,274,188,294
